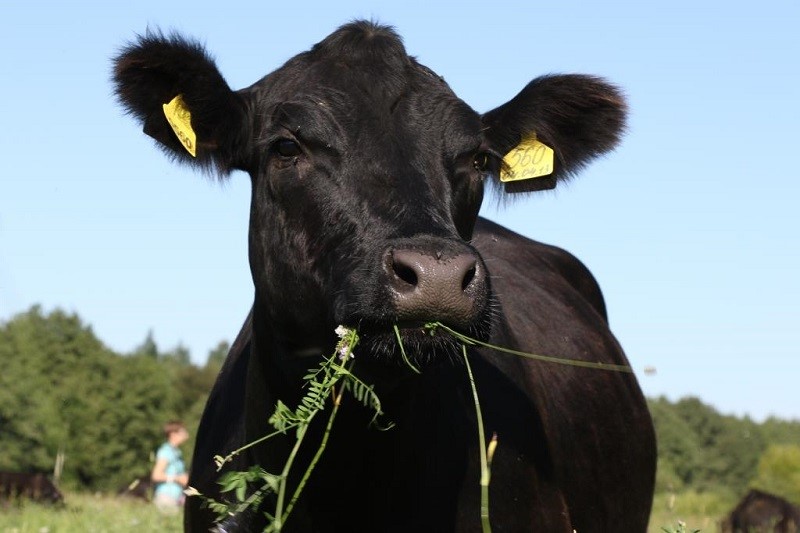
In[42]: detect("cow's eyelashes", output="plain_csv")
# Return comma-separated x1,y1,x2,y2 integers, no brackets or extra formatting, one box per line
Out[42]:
273,138,303,158
472,151,501,174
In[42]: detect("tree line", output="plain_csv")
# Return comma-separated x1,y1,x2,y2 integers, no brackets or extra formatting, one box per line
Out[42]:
649,396,800,503
1,306,798,502
0,306,224,491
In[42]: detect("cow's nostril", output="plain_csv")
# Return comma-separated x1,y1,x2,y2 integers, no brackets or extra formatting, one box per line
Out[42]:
462,265,477,291
385,243,488,329
393,261,418,286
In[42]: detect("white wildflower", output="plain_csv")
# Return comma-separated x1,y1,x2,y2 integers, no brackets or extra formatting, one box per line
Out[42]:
338,344,354,360
335,325,355,360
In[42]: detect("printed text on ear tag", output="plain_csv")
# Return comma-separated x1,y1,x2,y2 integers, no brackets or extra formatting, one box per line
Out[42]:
162,95,197,157
500,136,554,182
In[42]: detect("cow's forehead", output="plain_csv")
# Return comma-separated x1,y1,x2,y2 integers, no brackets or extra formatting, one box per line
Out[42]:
246,22,482,148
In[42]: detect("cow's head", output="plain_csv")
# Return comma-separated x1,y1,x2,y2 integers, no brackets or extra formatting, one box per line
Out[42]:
114,21,625,367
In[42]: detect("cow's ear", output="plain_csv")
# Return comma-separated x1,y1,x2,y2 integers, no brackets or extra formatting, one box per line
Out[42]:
481,74,626,194
113,32,250,175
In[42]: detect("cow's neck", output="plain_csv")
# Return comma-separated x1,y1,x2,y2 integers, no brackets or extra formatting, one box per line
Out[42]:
242,304,570,529
301,364,477,528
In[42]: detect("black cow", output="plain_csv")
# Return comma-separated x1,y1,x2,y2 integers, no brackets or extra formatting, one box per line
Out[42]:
721,489,800,533
0,471,64,505
114,21,656,532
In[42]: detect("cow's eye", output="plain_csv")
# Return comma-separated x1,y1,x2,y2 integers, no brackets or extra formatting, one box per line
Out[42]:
274,138,303,158
473,152,496,173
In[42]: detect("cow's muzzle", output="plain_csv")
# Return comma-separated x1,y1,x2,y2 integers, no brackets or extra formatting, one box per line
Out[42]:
383,240,488,330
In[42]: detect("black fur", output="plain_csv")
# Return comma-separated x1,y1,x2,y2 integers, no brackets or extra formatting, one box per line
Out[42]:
0,472,64,505
722,489,800,533
113,31,251,174
113,20,655,532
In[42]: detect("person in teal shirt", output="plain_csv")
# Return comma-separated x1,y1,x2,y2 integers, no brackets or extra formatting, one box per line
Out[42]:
151,420,189,512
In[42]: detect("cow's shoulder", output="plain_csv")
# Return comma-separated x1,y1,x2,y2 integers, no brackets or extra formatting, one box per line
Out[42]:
472,217,608,322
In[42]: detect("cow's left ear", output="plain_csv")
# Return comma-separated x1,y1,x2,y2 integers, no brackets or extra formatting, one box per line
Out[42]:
113,32,250,175
481,74,626,193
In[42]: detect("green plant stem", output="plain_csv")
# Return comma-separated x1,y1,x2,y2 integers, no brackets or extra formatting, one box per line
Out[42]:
214,423,303,471
272,415,316,530
282,379,347,522
435,322,632,373
393,324,421,374
462,344,492,533
233,481,271,516
276,331,358,529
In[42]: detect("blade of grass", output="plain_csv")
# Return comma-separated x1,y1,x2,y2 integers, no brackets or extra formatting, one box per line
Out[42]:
462,344,492,533
432,322,632,373
393,324,421,374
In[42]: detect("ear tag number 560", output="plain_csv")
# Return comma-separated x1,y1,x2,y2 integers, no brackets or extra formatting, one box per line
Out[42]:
500,137,554,182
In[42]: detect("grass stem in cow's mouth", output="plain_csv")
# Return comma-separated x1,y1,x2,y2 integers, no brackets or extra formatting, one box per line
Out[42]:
462,343,494,533
392,324,422,374
425,322,634,373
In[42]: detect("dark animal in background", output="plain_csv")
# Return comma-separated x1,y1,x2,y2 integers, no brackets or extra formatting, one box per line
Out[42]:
721,489,800,533
114,20,656,532
117,475,153,501
0,471,64,505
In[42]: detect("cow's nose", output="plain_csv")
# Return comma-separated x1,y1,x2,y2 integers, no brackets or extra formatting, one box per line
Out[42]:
385,246,487,327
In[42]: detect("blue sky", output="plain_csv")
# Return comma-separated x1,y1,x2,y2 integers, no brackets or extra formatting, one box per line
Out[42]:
1,0,798,421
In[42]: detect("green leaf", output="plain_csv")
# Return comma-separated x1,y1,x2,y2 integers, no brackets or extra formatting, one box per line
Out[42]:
217,471,242,493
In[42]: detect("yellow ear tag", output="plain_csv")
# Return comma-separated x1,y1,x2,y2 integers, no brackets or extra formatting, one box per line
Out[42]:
500,135,554,182
162,95,197,157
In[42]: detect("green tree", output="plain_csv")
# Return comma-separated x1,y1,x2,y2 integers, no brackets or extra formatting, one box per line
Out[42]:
649,397,703,490
205,340,230,372
710,416,765,494
649,396,768,496
133,329,159,359
162,343,191,366
671,397,765,493
0,307,181,490
0,306,62,472
761,417,800,445
750,445,800,503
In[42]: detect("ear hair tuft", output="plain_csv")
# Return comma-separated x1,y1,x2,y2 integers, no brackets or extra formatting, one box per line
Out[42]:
112,30,249,176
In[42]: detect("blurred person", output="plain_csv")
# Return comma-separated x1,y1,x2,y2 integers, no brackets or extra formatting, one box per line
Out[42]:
151,420,189,512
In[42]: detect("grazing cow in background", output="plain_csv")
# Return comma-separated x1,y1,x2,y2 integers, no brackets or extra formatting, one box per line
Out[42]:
721,489,800,533
114,20,656,532
0,472,64,505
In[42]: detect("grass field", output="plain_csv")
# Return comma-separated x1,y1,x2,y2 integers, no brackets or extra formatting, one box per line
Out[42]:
0,490,729,532
648,490,735,532
0,492,182,533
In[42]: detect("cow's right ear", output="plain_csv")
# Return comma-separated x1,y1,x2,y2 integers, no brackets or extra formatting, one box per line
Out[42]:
481,74,627,194
113,32,250,175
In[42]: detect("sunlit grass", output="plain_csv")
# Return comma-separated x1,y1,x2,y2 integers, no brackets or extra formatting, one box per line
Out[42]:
647,490,736,532
0,489,729,533
0,491,182,532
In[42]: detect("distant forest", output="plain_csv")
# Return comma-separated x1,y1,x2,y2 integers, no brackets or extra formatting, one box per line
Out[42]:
1,306,799,502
